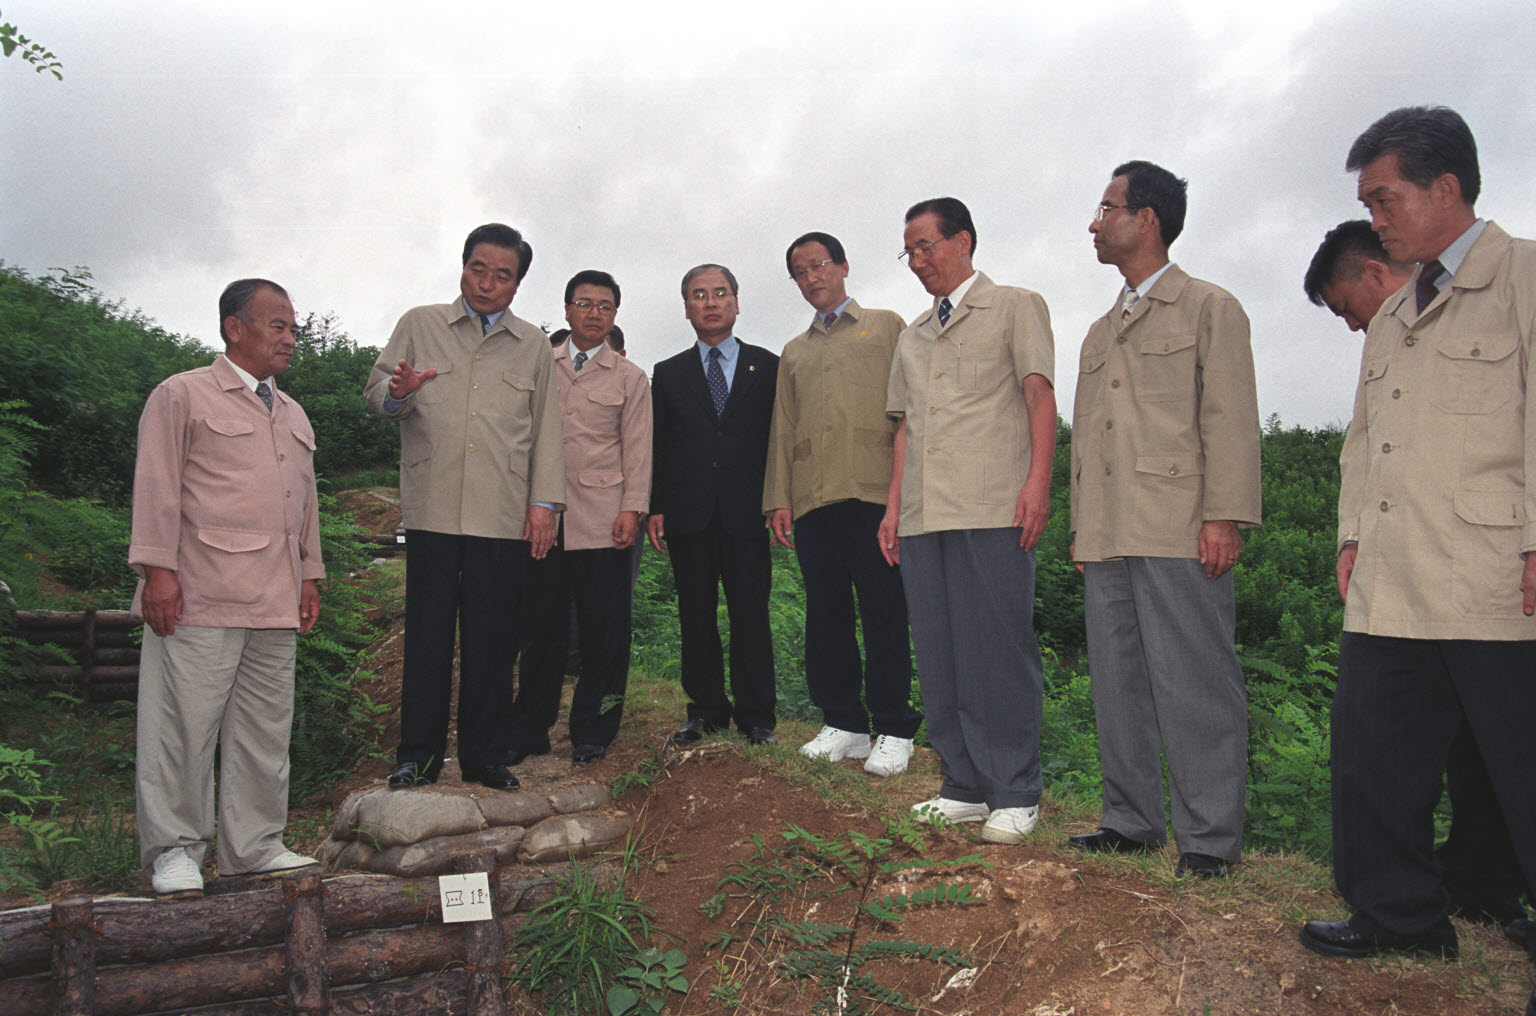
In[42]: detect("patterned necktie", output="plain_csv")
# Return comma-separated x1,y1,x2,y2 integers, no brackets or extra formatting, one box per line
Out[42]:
1121,288,1140,321
255,381,273,412
573,350,588,372
822,312,837,330
1415,260,1444,314
707,347,729,417
937,298,952,326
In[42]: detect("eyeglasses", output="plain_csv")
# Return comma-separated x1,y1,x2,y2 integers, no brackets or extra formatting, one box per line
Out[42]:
789,258,834,281
898,235,951,263
1094,202,1142,223
569,299,617,315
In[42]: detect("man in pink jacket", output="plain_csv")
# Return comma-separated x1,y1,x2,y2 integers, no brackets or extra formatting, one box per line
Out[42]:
130,279,324,897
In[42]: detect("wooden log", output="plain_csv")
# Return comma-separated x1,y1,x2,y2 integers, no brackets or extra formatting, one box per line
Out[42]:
51,897,96,1016
144,970,471,1016
282,872,327,1015
13,610,137,630
36,665,140,683
18,629,139,649
453,850,507,1016
0,864,597,978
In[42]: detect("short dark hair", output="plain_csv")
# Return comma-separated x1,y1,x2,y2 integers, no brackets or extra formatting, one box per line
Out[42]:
904,197,976,254
218,279,289,343
1346,105,1480,205
564,269,621,308
785,231,847,275
1113,160,1187,248
607,324,625,352
461,223,533,282
549,327,570,347
680,264,739,298
1304,220,1395,306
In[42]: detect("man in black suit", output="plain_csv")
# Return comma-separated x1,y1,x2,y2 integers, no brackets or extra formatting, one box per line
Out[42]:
647,264,780,745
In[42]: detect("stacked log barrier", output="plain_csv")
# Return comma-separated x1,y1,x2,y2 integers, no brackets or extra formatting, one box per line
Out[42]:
13,609,140,706
0,858,610,1015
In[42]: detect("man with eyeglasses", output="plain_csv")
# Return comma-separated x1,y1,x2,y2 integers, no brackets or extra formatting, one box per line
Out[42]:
1068,161,1261,878
649,265,780,745
511,271,651,764
765,232,921,776
365,223,565,792
879,197,1057,845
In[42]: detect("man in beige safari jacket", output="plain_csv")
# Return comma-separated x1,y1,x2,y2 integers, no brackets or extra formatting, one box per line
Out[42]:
1069,161,1261,879
365,223,565,792
1301,107,1536,975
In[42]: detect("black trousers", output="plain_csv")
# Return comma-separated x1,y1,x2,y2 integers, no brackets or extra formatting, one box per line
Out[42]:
1439,721,1526,919
512,533,635,752
668,514,776,732
1332,632,1536,937
397,530,528,774
793,500,920,737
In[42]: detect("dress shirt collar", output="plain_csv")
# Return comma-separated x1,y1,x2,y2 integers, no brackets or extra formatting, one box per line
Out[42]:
1430,218,1488,289
936,272,979,315
1121,262,1173,307
696,333,740,366
220,354,269,395
818,296,854,330
462,297,506,330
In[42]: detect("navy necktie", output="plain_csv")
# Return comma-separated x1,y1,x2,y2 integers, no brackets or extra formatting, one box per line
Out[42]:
1415,260,1444,314
938,297,953,326
256,381,273,412
480,314,492,335
707,347,728,417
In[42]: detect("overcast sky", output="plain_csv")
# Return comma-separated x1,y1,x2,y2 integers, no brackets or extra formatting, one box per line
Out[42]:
4,0,1533,429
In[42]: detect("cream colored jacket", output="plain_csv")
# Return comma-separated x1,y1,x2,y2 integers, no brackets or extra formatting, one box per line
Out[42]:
1071,264,1262,561
1339,222,1536,640
364,299,565,538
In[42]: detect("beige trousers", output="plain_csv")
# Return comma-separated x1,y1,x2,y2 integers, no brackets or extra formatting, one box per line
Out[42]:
136,625,296,875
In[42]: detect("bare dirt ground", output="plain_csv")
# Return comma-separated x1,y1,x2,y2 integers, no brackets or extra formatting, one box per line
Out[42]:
322,608,1533,1016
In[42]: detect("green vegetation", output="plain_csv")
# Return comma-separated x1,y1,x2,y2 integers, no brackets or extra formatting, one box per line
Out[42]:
507,855,687,1016
702,820,983,1014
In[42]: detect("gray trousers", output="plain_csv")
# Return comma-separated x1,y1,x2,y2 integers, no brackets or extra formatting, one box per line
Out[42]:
1083,557,1248,860
136,625,296,875
900,528,1044,810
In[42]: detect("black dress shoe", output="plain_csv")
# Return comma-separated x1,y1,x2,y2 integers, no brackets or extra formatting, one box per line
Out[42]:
1175,852,1232,878
673,718,722,743
460,764,520,790
1068,828,1150,854
387,761,438,789
572,744,607,764
745,727,777,746
1298,918,1458,960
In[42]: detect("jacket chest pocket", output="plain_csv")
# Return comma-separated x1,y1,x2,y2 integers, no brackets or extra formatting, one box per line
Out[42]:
199,417,258,471
1427,332,1518,415
502,371,535,412
583,388,625,426
1360,355,1393,422
1077,346,1108,401
415,363,452,404
1133,331,1196,403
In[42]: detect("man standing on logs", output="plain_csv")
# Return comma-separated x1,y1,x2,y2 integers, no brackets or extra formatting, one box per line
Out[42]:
129,278,324,897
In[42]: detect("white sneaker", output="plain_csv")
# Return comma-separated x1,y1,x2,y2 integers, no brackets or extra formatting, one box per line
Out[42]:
241,849,319,878
798,725,872,761
863,735,914,777
980,806,1040,844
911,796,990,824
151,847,204,896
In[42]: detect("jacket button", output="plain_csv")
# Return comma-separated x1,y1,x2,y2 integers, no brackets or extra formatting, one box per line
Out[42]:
1381,442,1392,453
1392,389,1402,399
1167,465,1179,475
1105,420,1114,430
1404,336,1416,347
1471,347,1481,357
1380,501,1389,511
1110,379,1121,388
